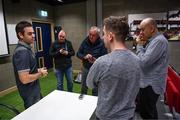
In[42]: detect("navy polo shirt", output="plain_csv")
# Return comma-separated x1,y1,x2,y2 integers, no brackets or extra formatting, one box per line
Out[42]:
12,41,40,99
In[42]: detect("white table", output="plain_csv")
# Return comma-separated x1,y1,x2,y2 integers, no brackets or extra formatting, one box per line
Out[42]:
12,90,97,120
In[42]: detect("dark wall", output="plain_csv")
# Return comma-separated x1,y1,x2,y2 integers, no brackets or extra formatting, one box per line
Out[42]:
103,0,180,18
102,0,180,72
0,0,54,92
168,41,180,71
1,0,180,92
0,45,16,91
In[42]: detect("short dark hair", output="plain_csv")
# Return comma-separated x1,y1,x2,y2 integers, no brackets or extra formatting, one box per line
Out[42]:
103,16,129,42
15,21,32,39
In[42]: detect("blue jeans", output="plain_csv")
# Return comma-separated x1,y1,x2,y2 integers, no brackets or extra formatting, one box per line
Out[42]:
55,67,73,92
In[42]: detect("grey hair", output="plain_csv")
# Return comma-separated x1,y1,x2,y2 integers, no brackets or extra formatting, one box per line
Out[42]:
90,26,100,35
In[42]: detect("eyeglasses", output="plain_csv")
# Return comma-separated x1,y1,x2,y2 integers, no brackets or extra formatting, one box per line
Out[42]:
59,35,65,38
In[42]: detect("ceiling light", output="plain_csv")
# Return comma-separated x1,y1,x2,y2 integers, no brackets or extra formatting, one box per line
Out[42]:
57,0,63,2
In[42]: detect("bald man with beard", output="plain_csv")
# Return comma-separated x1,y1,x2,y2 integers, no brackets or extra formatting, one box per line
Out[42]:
49,30,75,92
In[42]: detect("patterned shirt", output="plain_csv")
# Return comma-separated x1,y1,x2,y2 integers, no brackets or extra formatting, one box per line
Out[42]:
136,32,169,94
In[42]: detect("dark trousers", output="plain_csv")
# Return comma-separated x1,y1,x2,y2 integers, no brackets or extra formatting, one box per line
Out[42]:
23,93,42,109
81,67,98,96
136,86,159,119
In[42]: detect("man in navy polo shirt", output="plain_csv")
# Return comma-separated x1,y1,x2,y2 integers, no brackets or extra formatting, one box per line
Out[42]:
12,21,48,109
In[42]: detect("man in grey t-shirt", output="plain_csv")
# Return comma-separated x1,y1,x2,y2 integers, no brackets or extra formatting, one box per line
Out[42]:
86,16,141,120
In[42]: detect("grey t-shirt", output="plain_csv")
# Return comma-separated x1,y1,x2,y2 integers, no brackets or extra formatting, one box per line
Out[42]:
87,49,141,120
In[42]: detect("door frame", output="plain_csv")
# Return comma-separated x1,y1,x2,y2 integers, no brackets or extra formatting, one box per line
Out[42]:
32,19,55,68
32,19,55,43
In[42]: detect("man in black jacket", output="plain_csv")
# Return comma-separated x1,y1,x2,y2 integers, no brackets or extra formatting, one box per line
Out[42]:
50,30,75,92
77,26,107,96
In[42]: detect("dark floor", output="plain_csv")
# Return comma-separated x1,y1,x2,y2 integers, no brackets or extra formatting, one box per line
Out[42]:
135,95,175,120
90,95,175,120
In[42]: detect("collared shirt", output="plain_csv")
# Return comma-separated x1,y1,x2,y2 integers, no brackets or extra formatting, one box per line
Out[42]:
136,32,169,94
12,41,40,98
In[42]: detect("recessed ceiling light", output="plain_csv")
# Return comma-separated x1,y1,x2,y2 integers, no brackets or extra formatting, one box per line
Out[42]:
57,0,63,2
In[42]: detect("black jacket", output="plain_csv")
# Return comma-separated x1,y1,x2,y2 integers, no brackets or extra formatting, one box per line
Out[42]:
76,37,107,69
49,40,75,69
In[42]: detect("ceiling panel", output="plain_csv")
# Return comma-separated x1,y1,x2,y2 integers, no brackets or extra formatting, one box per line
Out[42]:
36,0,86,6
